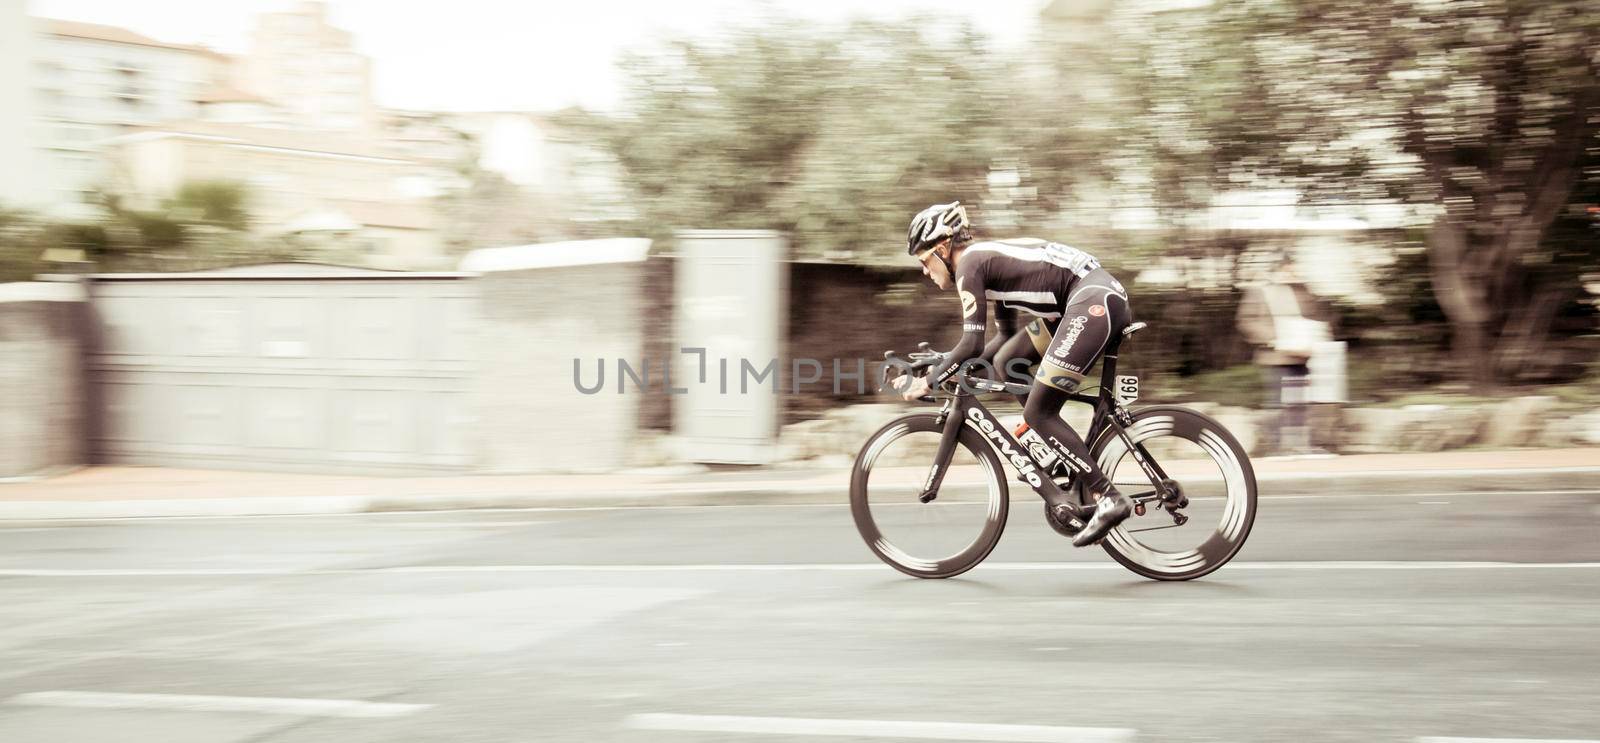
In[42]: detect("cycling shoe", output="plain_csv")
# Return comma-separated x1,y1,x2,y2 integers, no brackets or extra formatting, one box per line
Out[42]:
1071,487,1132,547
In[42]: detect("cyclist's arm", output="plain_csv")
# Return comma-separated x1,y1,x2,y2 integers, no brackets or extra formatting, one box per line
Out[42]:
979,305,1018,363
929,266,987,386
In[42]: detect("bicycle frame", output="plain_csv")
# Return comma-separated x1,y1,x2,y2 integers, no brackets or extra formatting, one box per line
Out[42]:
916,348,1173,520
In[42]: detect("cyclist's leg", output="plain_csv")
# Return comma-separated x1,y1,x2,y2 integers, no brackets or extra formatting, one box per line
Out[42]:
1022,270,1133,543
990,318,1053,405
1023,271,1129,482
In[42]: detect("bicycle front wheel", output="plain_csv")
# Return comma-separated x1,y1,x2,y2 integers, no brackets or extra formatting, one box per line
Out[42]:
1090,406,1258,581
850,412,1009,579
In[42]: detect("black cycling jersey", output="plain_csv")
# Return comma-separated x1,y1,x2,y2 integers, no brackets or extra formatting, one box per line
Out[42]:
930,239,1120,387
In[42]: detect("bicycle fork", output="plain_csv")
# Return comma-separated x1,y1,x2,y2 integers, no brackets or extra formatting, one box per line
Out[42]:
917,399,961,504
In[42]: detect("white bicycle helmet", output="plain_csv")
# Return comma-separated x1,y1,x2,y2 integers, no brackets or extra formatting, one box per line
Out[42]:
906,201,972,256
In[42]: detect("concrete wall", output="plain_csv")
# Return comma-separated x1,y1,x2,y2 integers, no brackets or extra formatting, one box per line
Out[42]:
85,272,475,474
474,262,645,473
0,282,87,478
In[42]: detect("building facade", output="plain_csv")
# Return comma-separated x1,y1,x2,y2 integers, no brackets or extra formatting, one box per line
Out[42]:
240,1,377,134
0,0,36,209
30,19,226,216
107,121,448,268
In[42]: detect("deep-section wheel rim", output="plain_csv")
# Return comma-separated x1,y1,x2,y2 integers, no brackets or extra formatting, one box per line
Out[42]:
1092,408,1257,580
851,414,1008,579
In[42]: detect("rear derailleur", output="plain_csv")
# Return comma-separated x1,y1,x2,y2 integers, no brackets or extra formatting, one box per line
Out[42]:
1132,478,1189,526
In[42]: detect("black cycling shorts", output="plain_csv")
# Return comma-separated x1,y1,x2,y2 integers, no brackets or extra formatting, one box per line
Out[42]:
1036,269,1131,392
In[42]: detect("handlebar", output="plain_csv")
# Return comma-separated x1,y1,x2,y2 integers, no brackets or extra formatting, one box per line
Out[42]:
883,344,1034,402
881,346,941,403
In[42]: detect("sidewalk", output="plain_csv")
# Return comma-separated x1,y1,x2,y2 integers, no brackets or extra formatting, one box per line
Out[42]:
1,448,1597,519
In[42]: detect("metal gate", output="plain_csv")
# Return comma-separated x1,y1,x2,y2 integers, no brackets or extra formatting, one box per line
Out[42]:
87,266,476,474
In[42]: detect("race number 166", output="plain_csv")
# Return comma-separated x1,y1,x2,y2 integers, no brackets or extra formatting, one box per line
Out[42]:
1115,375,1139,406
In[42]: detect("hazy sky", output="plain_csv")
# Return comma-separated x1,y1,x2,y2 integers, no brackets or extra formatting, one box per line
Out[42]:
30,0,1049,112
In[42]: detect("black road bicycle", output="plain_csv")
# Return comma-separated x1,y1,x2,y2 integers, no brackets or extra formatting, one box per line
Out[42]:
851,322,1257,581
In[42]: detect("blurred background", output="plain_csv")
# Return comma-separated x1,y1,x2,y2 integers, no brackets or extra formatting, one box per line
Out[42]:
0,5,1597,742
1,0,1597,477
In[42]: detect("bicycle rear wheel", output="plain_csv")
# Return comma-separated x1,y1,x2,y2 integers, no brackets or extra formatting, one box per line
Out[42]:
1090,406,1257,581
850,413,1009,579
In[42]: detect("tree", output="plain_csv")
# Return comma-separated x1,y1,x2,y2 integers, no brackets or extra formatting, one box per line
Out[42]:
433,130,579,256
1115,0,1599,382
588,14,1090,260
166,180,250,231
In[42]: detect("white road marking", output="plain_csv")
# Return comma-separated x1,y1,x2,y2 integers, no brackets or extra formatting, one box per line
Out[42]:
624,713,1136,742
1255,490,1598,501
1418,738,1600,743
0,561,1597,578
1419,501,1451,505
4,691,429,718
384,521,549,528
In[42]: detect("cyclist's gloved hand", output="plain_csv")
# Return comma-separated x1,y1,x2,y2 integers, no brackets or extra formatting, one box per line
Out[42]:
896,374,931,402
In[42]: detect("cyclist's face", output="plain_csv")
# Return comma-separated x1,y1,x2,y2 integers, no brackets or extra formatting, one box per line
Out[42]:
919,241,952,289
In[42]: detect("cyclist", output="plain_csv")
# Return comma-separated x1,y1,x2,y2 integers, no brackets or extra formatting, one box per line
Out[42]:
896,201,1134,547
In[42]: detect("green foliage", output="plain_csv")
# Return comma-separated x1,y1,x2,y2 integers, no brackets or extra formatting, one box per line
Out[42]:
0,182,283,281
589,14,1094,260
166,181,250,231
0,207,47,283
1114,283,1253,381
1114,0,1600,380
1144,364,1264,408
586,4,1595,395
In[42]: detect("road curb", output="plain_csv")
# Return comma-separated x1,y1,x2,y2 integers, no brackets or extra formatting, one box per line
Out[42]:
0,467,1595,520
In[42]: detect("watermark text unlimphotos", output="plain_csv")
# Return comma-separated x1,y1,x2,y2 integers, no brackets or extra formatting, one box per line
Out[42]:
573,347,1038,396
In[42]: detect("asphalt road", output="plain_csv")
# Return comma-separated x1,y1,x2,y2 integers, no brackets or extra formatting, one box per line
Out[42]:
0,487,1597,743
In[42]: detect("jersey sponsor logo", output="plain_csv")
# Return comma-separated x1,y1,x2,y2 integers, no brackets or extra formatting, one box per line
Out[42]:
1048,374,1082,392
1047,436,1092,474
966,407,1042,488
970,241,1100,278
1016,428,1059,470
1088,304,1106,317
1053,316,1089,358
1042,242,1101,277
957,276,977,319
